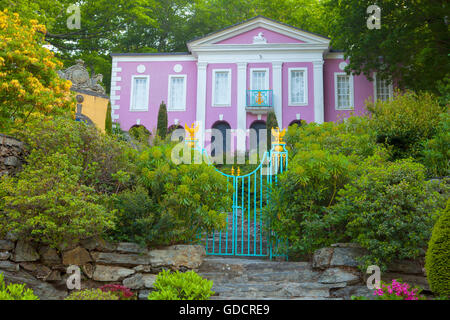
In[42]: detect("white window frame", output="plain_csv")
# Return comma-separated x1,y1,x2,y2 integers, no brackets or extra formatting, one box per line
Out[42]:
250,68,270,90
288,67,308,106
167,74,187,111
334,72,354,110
373,72,393,102
129,75,150,111
212,69,232,107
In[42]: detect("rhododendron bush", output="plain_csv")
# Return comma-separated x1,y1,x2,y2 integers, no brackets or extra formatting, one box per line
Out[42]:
0,9,74,131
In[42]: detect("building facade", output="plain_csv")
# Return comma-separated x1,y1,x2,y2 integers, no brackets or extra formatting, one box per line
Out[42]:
110,16,392,151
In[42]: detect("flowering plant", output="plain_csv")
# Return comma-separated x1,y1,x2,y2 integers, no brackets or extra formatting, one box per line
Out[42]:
100,284,135,300
373,279,425,300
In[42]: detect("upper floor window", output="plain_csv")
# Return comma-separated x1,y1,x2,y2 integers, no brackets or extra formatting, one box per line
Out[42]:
289,68,307,105
334,73,354,110
374,73,393,101
168,75,187,111
130,75,149,111
251,69,269,90
212,69,231,106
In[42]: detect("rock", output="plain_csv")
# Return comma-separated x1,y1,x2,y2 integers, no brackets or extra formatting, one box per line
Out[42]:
0,251,10,260
5,232,18,241
0,260,20,272
33,264,52,279
134,265,153,273
19,262,37,272
62,246,92,266
330,247,367,268
312,247,333,269
332,285,375,300
92,265,135,282
123,273,144,289
0,240,14,251
81,263,95,279
4,156,18,166
91,252,150,267
331,243,362,248
318,268,361,286
0,269,67,300
148,245,206,270
143,274,157,289
138,290,151,300
387,260,424,275
80,237,117,252
44,270,62,282
12,240,39,262
39,246,61,265
381,273,430,291
116,242,146,254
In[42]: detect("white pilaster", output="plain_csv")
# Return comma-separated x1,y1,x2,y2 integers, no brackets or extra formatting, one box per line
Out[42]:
272,62,283,128
313,60,325,124
196,62,208,147
237,62,247,152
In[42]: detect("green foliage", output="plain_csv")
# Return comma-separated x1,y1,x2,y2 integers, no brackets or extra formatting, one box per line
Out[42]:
0,152,116,247
109,142,232,246
367,91,444,160
266,110,277,151
419,112,450,177
264,148,359,259
105,101,112,135
148,270,214,300
157,101,168,139
325,0,449,94
0,273,39,300
129,125,151,145
64,288,119,300
425,199,450,297
334,159,448,271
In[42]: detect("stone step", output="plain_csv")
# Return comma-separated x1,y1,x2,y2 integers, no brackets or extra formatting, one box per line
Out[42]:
199,257,308,274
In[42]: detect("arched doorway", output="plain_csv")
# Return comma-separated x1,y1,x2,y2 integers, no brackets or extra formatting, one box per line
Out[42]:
211,121,231,158
288,120,303,128
168,125,184,142
249,121,267,152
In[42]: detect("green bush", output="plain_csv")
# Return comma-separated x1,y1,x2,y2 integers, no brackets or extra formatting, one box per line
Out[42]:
366,91,443,160
334,159,448,270
148,270,214,300
105,102,112,135
266,111,278,151
109,142,232,246
425,199,450,297
264,149,359,259
419,112,450,178
64,288,119,300
0,273,39,300
0,152,115,247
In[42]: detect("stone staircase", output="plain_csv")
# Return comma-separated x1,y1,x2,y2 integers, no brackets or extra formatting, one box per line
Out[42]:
198,257,364,300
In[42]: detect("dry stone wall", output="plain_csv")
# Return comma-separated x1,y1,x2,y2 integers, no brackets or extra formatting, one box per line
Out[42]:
0,237,206,300
0,134,27,176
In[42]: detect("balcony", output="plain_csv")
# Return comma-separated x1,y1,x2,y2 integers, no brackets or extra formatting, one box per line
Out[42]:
246,90,273,114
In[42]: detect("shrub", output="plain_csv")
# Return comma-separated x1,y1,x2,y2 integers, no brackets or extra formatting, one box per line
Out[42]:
148,270,214,300
105,102,112,135
356,279,425,300
264,149,359,259
100,284,135,300
157,101,168,139
64,288,119,300
0,10,74,131
419,112,450,178
109,142,232,246
129,125,151,145
366,91,443,160
0,273,39,300
0,152,115,247
333,159,448,270
266,111,278,150
425,199,450,297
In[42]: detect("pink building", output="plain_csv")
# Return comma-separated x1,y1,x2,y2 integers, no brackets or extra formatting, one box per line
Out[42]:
110,16,393,152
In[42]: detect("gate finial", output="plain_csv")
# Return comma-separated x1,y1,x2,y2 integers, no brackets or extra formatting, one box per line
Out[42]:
185,123,199,148
271,127,286,152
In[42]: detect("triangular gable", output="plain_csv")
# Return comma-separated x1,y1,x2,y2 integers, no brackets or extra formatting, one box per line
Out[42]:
215,27,305,45
187,16,330,50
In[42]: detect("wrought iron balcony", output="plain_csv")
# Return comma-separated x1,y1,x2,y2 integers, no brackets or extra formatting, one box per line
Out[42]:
247,90,273,107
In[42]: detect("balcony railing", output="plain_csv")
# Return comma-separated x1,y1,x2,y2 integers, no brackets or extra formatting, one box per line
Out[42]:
247,90,273,107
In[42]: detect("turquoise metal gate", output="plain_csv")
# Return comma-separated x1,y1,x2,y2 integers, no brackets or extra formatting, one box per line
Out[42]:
185,125,288,259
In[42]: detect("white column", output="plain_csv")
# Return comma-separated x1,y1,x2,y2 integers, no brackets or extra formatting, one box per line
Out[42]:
236,62,247,152
272,62,283,128
313,60,325,124
196,62,208,147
